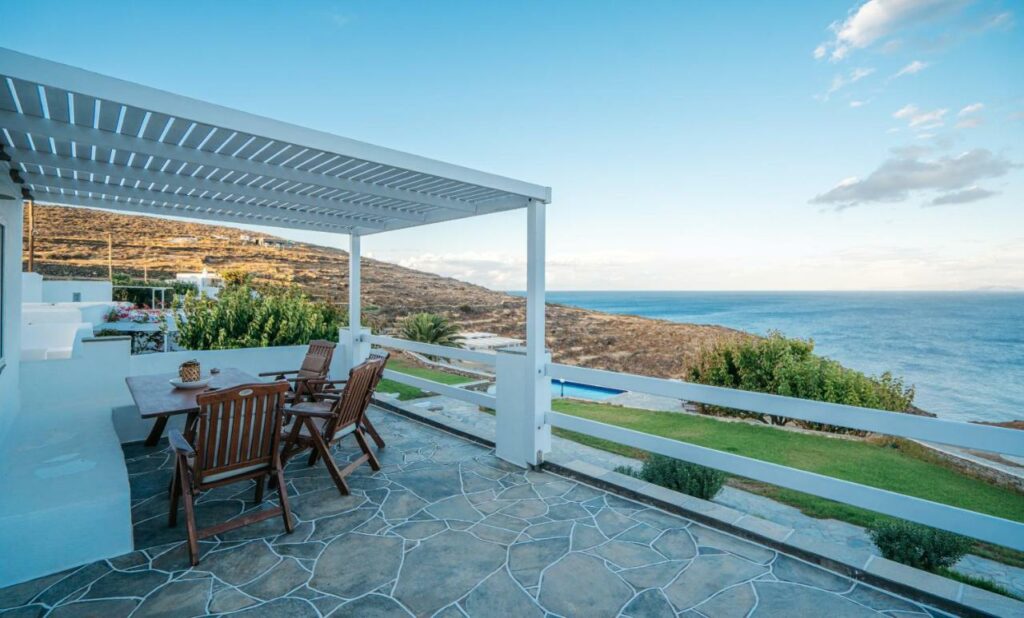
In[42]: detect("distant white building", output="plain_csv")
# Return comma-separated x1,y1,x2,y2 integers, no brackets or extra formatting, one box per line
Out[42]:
175,269,222,298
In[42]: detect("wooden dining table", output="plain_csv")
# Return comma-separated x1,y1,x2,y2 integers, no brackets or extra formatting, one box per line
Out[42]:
127,368,261,446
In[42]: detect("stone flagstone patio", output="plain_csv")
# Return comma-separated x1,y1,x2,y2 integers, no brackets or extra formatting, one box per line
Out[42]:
0,408,948,617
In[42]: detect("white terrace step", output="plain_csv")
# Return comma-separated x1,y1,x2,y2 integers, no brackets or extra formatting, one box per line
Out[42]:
0,402,133,587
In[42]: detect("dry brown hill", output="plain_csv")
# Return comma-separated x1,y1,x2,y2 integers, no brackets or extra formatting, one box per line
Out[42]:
23,204,746,378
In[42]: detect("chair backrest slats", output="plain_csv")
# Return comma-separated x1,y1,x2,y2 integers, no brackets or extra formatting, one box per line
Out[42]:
297,339,336,379
322,353,390,441
194,381,289,485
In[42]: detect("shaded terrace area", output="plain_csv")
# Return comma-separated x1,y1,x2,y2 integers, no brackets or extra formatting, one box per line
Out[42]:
0,407,939,617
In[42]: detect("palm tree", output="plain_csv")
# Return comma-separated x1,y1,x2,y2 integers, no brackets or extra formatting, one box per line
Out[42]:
400,313,463,347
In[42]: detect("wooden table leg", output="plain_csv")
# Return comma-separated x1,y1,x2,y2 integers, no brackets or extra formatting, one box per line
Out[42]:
144,416,169,447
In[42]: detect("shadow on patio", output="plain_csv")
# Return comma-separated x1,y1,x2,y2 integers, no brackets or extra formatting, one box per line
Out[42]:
0,408,940,617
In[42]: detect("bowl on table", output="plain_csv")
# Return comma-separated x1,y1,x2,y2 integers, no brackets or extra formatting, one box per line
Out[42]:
169,376,213,390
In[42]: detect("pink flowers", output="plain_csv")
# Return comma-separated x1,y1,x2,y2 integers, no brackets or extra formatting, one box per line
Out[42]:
105,303,163,323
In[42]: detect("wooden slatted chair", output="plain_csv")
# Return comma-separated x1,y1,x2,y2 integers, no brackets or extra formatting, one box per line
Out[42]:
279,356,386,495
168,381,294,566
308,350,390,448
258,339,336,404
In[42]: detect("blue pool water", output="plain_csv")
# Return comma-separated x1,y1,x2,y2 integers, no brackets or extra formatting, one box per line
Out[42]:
516,291,1024,423
551,380,624,401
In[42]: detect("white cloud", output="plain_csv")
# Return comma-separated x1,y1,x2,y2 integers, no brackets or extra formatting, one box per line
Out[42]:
850,100,869,108
816,0,968,61
893,60,929,78
822,67,876,99
954,103,984,128
382,250,659,290
893,104,948,128
929,186,998,205
810,148,1016,208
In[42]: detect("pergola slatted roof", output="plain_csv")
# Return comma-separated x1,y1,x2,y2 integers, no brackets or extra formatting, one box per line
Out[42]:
0,48,550,235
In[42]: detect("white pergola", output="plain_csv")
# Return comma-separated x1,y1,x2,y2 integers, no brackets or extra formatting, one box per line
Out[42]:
0,47,552,464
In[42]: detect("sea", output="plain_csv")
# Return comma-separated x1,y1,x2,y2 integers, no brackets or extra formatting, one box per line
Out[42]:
527,291,1024,423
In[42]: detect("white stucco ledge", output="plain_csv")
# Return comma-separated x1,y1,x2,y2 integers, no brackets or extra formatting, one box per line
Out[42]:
0,401,133,587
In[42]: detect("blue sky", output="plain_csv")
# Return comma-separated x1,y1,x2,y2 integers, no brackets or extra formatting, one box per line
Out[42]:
2,0,1021,290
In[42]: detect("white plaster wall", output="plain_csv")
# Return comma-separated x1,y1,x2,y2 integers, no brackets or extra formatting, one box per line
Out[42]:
41,279,112,303
20,322,92,360
21,302,115,359
0,200,23,445
21,272,42,303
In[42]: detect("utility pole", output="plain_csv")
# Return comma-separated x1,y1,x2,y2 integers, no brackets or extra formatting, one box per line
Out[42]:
26,199,34,272
107,233,113,281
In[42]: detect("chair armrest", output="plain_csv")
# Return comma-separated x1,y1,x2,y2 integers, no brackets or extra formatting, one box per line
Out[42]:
312,393,341,402
307,376,348,386
283,406,335,419
258,369,299,377
168,429,195,457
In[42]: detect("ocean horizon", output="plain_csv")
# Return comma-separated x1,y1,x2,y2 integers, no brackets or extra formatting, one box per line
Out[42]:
511,290,1024,423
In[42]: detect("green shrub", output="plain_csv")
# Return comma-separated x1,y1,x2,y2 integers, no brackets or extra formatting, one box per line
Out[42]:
221,268,252,287
616,455,726,500
400,313,463,347
174,284,343,350
867,520,972,572
689,331,915,431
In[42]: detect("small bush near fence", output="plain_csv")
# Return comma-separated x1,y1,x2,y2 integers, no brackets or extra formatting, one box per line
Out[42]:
174,284,343,350
616,455,726,500
688,331,915,433
867,520,972,572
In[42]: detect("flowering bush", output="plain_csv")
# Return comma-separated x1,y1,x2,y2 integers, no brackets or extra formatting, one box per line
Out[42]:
105,303,163,324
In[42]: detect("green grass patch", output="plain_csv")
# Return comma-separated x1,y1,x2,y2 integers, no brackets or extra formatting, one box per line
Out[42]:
377,358,475,401
550,399,1024,524
938,568,1024,601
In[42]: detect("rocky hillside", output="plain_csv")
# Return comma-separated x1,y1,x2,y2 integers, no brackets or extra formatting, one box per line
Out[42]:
23,204,747,378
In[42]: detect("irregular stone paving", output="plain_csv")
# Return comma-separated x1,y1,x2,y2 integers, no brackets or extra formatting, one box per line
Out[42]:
0,408,947,617
390,394,1024,599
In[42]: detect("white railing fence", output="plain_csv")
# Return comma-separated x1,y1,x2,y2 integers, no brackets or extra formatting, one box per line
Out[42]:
365,334,497,409
545,363,1024,551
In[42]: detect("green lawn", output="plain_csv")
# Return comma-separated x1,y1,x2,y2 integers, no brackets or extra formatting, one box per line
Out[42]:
550,400,1024,527
377,358,474,400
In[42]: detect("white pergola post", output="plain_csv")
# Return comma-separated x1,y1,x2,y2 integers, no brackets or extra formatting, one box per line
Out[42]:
344,233,370,371
496,199,552,467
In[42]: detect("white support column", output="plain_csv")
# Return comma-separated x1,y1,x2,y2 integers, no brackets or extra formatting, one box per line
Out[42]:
346,233,368,369
496,199,552,467
349,233,361,338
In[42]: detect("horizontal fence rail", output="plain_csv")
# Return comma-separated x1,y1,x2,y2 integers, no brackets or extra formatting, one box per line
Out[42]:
366,334,497,366
379,369,496,409
548,411,1024,551
546,363,1024,457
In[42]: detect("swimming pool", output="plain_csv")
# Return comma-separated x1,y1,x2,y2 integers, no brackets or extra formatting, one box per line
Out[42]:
551,380,624,401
